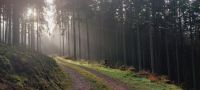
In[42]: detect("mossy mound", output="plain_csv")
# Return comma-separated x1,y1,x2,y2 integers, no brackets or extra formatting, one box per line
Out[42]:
0,44,69,90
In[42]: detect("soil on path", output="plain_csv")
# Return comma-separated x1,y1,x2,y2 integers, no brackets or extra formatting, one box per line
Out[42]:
80,66,131,90
58,58,131,90
59,64,92,90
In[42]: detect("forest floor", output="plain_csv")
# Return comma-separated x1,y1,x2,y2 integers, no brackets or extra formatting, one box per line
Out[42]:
56,57,129,90
55,57,182,90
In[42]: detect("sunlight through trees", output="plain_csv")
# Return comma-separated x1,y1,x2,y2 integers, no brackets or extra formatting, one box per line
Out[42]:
0,0,200,89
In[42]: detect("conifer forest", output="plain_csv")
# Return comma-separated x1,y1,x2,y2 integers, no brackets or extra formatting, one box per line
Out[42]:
0,0,200,90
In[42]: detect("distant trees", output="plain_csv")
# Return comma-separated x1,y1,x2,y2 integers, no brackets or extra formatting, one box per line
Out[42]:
1,0,200,89
0,0,45,51
55,0,200,89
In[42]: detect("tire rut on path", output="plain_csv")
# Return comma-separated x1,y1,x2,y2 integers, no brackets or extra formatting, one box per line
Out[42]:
58,58,131,90
80,66,131,90
60,64,92,90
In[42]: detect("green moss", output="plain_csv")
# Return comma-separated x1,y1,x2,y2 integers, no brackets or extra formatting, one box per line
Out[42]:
0,55,12,74
8,75,26,87
0,44,71,90
59,57,182,90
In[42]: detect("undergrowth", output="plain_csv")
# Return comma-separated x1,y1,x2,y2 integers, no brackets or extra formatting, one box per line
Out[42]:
0,44,70,90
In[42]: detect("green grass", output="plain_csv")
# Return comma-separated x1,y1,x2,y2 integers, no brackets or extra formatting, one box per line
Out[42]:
55,57,111,90
0,44,71,90
58,57,182,90
58,65,73,90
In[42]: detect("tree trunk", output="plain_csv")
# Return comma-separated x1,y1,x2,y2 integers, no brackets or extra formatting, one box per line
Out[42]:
73,9,77,60
122,22,127,65
63,33,65,56
37,10,39,51
165,30,170,78
86,18,90,60
0,10,1,43
137,24,142,70
8,12,12,45
175,32,180,83
78,11,81,59
2,9,5,43
149,24,155,73
67,18,70,56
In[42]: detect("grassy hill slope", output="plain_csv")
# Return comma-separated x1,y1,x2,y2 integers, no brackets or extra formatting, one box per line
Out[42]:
0,44,70,90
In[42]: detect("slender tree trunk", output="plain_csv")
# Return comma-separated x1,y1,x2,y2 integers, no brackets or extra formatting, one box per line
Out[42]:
190,29,196,90
37,10,39,51
73,9,77,60
149,24,155,73
137,24,142,70
5,16,8,44
28,24,31,48
8,11,12,45
31,23,35,49
131,30,136,67
165,30,170,78
63,33,65,56
0,9,1,42
24,23,27,47
86,18,90,60
2,9,5,43
175,32,180,83
115,22,119,65
67,18,70,57
78,11,81,59
59,34,61,55
0,2,1,43
122,22,127,65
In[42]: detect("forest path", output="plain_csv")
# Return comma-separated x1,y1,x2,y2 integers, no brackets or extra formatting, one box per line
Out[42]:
59,63,92,90
80,66,131,90
56,57,131,90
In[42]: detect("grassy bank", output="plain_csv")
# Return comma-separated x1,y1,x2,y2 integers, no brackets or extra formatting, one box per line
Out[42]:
57,57,182,90
0,44,71,90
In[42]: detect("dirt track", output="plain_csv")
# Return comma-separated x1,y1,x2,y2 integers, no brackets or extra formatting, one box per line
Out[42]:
59,64,92,90
57,58,131,90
